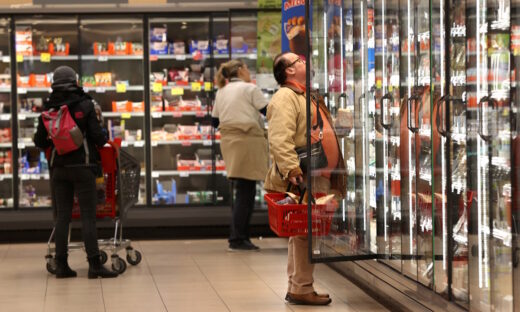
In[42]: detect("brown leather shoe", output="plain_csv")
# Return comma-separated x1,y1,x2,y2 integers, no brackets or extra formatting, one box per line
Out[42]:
286,292,332,305
313,291,330,298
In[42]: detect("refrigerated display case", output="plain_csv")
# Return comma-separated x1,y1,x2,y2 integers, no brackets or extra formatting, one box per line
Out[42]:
80,16,146,206
0,9,280,212
0,18,12,209
15,16,79,208
306,0,518,311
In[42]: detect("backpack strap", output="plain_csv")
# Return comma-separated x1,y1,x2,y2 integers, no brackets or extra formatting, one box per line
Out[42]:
83,137,89,165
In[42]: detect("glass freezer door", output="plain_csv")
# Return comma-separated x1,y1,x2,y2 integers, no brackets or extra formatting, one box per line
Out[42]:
308,0,375,260
374,0,402,270
467,0,514,310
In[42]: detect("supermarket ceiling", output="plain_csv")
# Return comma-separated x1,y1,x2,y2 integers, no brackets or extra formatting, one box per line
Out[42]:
0,0,259,12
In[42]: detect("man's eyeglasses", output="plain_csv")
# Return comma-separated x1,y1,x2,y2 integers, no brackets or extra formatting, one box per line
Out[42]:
287,57,305,68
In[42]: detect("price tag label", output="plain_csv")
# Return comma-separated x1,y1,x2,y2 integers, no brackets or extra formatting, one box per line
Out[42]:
31,174,40,180
44,174,50,180
175,54,186,61
152,172,159,178
21,174,29,180
134,141,145,147
2,56,9,63
172,112,183,118
152,112,162,118
179,172,189,177
121,113,131,119
0,114,10,120
18,88,27,94
83,87,90,93
195,111,206,118
376,80,382,89
121,141,128,147
152,82,163,93
98,56,108,62
171,87,184,96
204,82,212,91
203,140,212,146
18,142,25,149
48,88,53,93
181,141,192,147
95,87,106,93
16,54,23,63
40,53,51,63
222,171,227,176
151,141,158,147
150,55,158,61
191,82,201,92
116,83,127,93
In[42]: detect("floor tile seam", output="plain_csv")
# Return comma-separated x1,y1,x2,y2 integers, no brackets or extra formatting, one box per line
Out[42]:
238,251,297,311
42,274,49,312
315,272,380,312
99,278,107,312
192,254,232,312
140,242,170,312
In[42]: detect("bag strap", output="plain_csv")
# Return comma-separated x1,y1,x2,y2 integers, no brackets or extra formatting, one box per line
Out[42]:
311,94,324,139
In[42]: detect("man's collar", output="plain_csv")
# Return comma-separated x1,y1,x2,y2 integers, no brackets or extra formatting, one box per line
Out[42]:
282,80,306,95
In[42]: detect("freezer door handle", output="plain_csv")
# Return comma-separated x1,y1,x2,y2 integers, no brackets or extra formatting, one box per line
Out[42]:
436,95,449,137
407,93,420,133
478,96,497,142
380,93,393,130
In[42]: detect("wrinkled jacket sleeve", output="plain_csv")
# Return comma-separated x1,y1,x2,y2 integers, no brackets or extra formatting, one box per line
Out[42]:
34,115,52,149
86,103,108,147
267,91,301,179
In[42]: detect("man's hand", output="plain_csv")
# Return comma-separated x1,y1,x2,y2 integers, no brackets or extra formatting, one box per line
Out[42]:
288,175,303,186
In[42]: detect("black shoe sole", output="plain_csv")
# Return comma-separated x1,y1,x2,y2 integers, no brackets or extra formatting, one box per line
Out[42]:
285,295,332,306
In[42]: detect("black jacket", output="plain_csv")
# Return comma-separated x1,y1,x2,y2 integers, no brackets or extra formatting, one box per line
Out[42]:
34,88,108,168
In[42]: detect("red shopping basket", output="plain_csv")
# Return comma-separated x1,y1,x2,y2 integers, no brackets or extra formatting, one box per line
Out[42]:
71,139,121,219
264,192,334,237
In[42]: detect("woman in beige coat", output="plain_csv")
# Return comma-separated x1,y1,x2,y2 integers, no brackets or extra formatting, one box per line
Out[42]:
212,59,269,251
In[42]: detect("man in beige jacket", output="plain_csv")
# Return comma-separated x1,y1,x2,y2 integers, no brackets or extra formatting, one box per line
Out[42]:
265,52,346,306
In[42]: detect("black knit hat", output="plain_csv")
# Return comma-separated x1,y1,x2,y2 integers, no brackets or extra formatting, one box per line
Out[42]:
52,66,78,90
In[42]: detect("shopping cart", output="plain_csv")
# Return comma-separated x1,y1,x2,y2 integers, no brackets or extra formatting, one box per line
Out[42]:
45,139,142,275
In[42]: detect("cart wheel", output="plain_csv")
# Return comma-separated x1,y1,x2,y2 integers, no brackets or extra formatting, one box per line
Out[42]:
46,257,57,275
99,250,108,264
126,249,142,266
111,256,127,274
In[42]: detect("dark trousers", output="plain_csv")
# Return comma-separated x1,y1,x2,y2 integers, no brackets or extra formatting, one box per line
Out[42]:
52,167,100,259
229,178,256,244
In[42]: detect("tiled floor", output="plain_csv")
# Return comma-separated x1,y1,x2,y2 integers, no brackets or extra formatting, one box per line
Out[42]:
0,238,388,312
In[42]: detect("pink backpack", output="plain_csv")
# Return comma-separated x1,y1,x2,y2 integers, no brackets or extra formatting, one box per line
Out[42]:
42,105,84,155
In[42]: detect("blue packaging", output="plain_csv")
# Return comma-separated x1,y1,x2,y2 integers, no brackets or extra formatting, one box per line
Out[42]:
282,0,311,57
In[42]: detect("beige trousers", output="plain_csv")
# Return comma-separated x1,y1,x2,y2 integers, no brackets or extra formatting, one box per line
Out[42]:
287,176,331,295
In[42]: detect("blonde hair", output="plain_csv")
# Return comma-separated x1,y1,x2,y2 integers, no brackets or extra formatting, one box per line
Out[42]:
216,59,245,88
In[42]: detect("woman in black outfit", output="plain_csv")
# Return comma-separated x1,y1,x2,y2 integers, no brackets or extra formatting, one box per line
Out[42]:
34,66,117,279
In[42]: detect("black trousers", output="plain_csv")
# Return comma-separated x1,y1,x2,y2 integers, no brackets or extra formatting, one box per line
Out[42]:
52,167,100,259
229,178,257,244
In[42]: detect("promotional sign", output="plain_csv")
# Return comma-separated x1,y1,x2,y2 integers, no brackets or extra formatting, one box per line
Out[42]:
257,12,282,73
281,0,310,57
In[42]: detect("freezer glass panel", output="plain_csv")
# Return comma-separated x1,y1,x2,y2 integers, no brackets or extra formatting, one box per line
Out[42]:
374,0,402,271
230,10,280,209
148,16,217,206
310,0,374,260
16,16,79,208
79,17,146,206
467,0,514,310
0,18,12,208
513,1,520,309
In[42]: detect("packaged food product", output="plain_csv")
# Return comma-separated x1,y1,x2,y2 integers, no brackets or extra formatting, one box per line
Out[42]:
50,37,70,56
132,43,143,55
176,154,201,171
173,41,185,55
189,40,210,55
150,27,167,42
94,72,112,87
112,100,131,113
0,74,10,87
213,36,228,54
131,101,144,112
93,42,111,55
168,68,189,85
29,74,49,87
177,125,201,140
81,76,96,87
151,41,169,55
17,75,31,88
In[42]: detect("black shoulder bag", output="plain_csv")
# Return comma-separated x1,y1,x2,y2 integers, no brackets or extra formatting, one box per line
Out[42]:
294,98,328,174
